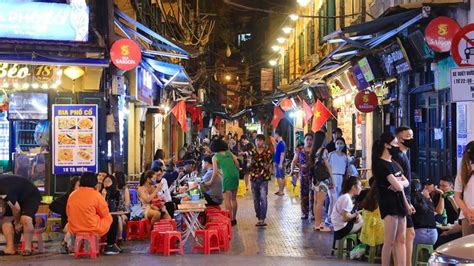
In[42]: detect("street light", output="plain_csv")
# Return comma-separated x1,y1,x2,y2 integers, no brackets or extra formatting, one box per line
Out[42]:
269,60,277,66
282,27,293,34
276,37,286,44
225,75,231,81
289,14,299,21
271,45,282,52
297,0,310,7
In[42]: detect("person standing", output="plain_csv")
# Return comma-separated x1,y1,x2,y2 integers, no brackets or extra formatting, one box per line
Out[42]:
249,134,273,226
274,130,287,196
454,141,474,236
239,135,254,190
209,138,240,225
250,130,258,146
393,126,415,266
372,132,414,266
291,133,315,220
0,175,41,256
326,128,342,153
327,137,349,225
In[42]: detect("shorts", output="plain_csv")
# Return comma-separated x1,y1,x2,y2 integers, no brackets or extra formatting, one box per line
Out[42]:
275,164,285,179
313,179,330,193
406,215,414,228
334,220,354,240
4,190,41,219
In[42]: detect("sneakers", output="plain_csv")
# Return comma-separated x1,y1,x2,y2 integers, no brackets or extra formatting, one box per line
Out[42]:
104,245,120,255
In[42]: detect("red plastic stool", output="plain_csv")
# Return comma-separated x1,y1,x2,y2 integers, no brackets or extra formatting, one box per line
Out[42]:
154,219,177,231
140,218,151,239
205,223,230,252
192,230,220,255
207,216,232,240
161,231,184,256
126,220,141,240
74,233,99,259
150,224,174,254
21,229,45,253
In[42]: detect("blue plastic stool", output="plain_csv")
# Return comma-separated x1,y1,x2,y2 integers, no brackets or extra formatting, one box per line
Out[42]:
130,189,138,205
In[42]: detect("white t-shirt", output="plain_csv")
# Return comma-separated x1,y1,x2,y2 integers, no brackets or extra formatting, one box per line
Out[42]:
454,164,474,220
157,178,172,203
331,193,354,231
328,151,348,176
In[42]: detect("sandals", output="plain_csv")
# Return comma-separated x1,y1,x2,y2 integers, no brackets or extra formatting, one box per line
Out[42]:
21,250,33,256
255,221,268,227
0,250,16,256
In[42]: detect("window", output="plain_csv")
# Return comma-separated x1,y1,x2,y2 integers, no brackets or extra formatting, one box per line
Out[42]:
318,3,326,44
307,22,315,55
237,33,251,47
299,34,305,65
327,0,336,33
284,53,289,79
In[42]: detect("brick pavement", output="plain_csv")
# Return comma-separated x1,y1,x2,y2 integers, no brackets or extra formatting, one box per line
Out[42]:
1,182,375,265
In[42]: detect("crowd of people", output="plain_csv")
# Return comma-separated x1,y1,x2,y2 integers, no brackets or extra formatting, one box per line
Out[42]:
0,125,473,265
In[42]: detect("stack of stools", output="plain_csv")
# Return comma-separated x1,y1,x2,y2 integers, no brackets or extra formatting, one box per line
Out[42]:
127,218,150,240
207,213,232,241
205,222,230,251
192,229,220,255
204,208,233,252
150,219,183,256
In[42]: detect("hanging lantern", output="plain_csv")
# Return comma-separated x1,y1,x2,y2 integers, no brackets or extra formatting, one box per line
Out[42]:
280,98,293,111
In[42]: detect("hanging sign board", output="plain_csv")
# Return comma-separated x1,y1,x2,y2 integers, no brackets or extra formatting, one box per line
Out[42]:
52,104,98,174
450,67,474,102
451,24,474,66
354,90,378,113
110,39,142,71
351,64,369,90
425,16,460,53
376,39,411,77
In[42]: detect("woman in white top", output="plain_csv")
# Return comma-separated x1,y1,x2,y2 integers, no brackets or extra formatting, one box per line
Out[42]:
327,137,349,222
155,167,174,218
454,141,474,236
331,176,364,239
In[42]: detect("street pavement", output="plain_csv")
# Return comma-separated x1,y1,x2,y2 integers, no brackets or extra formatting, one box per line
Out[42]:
1,181,375,265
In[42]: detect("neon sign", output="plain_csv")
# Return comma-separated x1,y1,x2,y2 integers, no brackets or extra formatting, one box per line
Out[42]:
0,2,89,42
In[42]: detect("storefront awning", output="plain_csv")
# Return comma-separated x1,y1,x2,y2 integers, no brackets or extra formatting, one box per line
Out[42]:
0,53,109,67
143,58,190,82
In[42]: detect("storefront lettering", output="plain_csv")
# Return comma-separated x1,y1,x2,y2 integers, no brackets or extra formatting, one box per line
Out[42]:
0,63,29,79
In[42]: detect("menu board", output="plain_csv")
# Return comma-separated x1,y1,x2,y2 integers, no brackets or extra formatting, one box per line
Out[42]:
52,104,98,174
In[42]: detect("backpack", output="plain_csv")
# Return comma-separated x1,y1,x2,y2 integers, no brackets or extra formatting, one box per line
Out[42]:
313,148,331,184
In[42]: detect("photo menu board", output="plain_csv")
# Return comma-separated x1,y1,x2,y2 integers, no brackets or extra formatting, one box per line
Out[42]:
52,104,98,174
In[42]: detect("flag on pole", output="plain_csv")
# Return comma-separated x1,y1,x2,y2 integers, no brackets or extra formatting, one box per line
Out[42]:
271,106,285,129
171,100,187,131
311,100,332,132
302,100,314,125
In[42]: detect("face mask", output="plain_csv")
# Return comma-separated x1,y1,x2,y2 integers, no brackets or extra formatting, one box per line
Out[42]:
150,179,157,186
402,138,415,149
336,144,345,151
389,145,400,157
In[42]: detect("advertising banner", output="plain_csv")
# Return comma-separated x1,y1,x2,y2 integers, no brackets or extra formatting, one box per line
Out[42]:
52,104,98,174
450,67,474,102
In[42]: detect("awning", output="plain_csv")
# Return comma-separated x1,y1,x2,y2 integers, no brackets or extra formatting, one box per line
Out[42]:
143,58,190,82
0,53,109,67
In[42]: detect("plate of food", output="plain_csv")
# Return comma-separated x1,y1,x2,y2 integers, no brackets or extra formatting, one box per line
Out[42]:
58,134,76,145
78,118,93,130
77,149,93,161
58,118,76,129
58,149,73,162
78,133,93,145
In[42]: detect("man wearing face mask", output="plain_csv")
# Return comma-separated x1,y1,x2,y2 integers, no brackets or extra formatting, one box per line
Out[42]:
393,126,416,266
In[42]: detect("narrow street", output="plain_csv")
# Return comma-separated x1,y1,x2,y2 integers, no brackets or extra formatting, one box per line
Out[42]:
2,184,374,265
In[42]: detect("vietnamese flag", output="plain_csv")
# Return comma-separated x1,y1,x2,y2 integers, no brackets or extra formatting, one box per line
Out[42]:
271,106,285,129
171,100,187,131
311,100,332,132
302,100,314,126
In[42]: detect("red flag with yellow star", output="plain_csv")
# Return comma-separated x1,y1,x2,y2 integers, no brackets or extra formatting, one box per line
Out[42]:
311,100,332,132
271,106,285,129
302,99,314,126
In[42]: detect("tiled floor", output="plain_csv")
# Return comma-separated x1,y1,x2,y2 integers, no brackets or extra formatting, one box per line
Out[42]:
1,183,375,265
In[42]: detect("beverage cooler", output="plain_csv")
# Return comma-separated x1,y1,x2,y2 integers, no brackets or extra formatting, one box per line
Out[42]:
7,92,50,193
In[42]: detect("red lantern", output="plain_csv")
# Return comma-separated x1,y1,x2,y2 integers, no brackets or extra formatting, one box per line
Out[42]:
280,98,293,111
354,90,378,113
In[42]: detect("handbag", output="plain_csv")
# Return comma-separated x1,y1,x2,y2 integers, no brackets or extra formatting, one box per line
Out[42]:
313,148,331,184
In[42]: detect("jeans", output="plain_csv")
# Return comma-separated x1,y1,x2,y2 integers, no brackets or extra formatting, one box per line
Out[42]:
251,179,269,220
328,174,344,220
414,228,438,246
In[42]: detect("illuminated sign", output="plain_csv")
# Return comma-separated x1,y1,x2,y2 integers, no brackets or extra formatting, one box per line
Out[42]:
0,2,89,42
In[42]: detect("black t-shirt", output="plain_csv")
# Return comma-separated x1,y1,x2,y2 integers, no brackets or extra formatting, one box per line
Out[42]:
326,141,336,153
374,159,407,219
412,197,436,229
0,175,39,208
433,193,459,224
392,151,411,201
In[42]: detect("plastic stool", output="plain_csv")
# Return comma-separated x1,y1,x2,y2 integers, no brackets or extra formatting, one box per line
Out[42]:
140,218,151,239
21,229,45,253
161,232,184,256
205,223,230,251
154,219,177,231
126,220,142,240
34,213,48,229
45,217,62,233
237,180,246,197
367,245,382,263
129,189,138,205
74,233,99,259
207,216,232,240
413,244,434,266
192,230,220,255
331,233,358,259
150,224,174,254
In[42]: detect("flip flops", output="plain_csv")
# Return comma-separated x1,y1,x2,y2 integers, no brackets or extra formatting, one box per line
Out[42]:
0,250,16,256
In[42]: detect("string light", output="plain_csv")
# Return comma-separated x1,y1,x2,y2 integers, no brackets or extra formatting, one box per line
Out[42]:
276,37,286,44
282,27,293,34
269,60,277,66
2,82,8,88
13,83,19,89
32,83,39,89
289,14,299,21
41,84,48,89
22,83,29,89
271,45,282,52
297,0,310,7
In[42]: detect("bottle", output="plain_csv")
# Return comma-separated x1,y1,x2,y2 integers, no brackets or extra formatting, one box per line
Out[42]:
442,208,448,226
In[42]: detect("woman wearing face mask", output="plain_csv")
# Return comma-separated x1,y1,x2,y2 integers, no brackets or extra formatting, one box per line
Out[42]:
327,137,349,225
100,175,125,252
454,141,474,236
372,132,414,266
154,167,175,218
138,170,169,229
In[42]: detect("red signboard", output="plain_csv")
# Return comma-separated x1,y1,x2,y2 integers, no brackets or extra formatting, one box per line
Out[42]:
110,39,142,71
425,16,460,53
451,23,474,66
354,90,378,113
